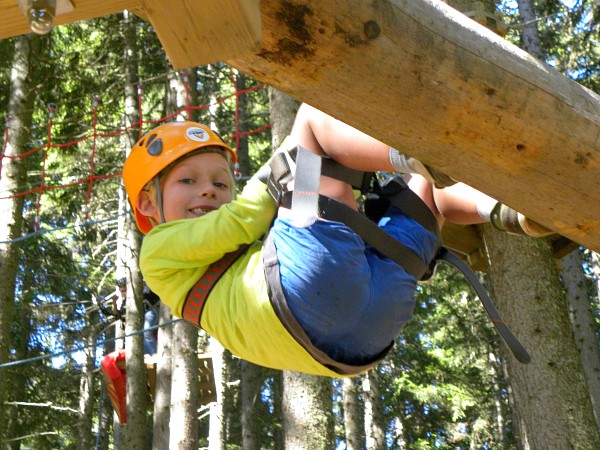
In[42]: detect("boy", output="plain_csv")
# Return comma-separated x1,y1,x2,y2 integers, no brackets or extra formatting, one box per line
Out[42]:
122,105,547,377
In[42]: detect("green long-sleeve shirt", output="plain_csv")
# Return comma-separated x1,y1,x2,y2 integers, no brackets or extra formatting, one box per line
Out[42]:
140,175,347,377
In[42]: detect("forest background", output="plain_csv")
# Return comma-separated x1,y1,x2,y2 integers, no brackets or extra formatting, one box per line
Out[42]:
0,0,599,449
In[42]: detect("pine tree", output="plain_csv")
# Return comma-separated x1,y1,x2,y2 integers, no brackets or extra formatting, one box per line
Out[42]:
0,33,44,447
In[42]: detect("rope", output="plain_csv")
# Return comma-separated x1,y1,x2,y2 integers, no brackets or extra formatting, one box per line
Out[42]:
84,95,100,220
0,318,182,370
0,213,124,244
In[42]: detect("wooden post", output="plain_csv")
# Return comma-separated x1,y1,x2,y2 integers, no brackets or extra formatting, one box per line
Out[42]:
140,0,262,68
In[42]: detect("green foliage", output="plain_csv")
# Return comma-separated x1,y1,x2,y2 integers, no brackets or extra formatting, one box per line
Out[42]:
379,265,512,449
500,0,600,92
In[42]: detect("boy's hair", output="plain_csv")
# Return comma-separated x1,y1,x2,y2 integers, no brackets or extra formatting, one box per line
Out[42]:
122,121,237,234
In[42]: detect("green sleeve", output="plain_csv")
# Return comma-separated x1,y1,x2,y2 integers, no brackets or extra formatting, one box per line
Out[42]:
140,174,276,273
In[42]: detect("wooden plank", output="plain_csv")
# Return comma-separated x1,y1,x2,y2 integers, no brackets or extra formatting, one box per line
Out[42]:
146,361,157,401
442,224,486,271
0,0,140,39
211,0,600,253
140,0,262,69
198,354,217,404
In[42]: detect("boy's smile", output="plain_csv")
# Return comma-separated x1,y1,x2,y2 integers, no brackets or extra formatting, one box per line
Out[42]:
157,152,234,223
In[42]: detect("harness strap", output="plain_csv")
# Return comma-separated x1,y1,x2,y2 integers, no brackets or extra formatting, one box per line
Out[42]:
378,176,441,242
290,147,322,228
263,232,389,376
182,245,249,327
266,145,531,364
267,147,374,198
437,249,531,364
280,191,431,280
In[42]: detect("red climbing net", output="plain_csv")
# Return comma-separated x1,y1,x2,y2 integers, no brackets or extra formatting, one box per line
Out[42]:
0,69,271,234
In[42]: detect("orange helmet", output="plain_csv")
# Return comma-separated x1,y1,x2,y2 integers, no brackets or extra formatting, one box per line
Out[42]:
122,121,237,234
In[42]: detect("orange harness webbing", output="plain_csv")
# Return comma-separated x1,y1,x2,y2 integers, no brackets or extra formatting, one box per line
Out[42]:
182,245,249,327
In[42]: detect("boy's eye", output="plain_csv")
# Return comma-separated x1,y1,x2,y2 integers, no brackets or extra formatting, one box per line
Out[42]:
179,178,194,185
214,181,229,189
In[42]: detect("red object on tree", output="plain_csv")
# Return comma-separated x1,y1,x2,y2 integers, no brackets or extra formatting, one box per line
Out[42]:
101,350,127,424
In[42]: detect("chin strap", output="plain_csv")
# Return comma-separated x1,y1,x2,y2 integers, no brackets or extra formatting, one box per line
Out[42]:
154,177,167,225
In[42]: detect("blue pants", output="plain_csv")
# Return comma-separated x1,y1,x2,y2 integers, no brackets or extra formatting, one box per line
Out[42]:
271,207,437,365
143,306,158,356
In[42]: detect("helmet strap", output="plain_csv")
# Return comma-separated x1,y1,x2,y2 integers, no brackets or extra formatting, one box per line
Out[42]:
153,177,167,225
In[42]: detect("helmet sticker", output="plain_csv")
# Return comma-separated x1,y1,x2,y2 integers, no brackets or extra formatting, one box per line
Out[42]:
186,127,211,143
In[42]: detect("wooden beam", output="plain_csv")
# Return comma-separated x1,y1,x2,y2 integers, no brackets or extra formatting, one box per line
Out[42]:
1,0,598,253
442,223,486,271
140,0,262,69
211,0,600,252
0,0,141,39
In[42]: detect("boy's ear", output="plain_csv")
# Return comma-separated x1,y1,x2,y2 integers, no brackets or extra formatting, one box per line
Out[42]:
136,190,158,217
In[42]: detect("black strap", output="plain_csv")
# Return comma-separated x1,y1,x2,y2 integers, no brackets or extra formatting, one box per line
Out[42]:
321,158,374,192
437,249,531,364
266,146,374,201
279,192,431,280
378,176,441,241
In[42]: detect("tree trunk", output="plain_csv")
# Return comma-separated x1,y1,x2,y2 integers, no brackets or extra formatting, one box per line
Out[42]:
235,71,252,176
362,370,386,450
97,332,114,450
491,352,510,449
342,377,364,450
561,249,600,430
590,252,600,300
165,69,201,449
480,226,600,449
282,371,334,449
517,0,543,60
271,371,284,449
169,321,200,448
208,339,226,450
392,415,407,450
119,10,148,450
241,360,261,450
268,88,335,449
267,87,299,150
153,302,173,450
77,319,98,450
0,33,40,448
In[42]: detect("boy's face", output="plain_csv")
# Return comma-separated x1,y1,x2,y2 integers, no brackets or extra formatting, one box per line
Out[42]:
148,152,234,224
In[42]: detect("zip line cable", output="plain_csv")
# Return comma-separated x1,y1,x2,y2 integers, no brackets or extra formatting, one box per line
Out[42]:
0,213,125,245
0,318,182,370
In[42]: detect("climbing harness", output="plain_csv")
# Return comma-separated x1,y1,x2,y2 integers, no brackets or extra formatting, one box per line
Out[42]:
182,244,250,326
182,145,531,365
266,146,530,364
